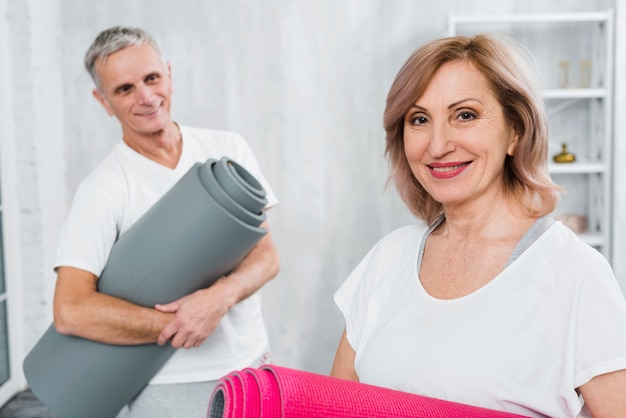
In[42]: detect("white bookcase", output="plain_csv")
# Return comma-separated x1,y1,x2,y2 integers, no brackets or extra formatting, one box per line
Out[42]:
449,10,615,262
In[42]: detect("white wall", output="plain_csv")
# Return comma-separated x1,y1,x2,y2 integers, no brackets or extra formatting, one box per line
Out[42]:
1,0,66,361
2,0,619,386
0,0,26,402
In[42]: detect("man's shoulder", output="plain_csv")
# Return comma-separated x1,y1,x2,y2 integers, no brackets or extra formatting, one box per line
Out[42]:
179,125,253,162
179,125,245,144
78,143,128,193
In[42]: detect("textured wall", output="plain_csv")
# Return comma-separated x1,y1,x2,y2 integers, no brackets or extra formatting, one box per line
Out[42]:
2,0,66,351
1,0,619,382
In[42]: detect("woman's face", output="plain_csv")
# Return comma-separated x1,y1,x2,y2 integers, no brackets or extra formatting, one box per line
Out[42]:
403,60,518,211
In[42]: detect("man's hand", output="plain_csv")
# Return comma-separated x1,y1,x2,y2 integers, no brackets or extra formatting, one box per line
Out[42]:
154,280,233,349
155,221,279,350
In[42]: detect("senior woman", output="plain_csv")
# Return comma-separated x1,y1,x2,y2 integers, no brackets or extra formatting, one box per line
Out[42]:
331,35,626,417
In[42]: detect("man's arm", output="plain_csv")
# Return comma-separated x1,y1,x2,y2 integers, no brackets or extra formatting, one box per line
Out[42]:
155,220,280,349
53,266,174,345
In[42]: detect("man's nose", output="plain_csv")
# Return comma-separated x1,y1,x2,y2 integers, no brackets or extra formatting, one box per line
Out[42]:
135,85,154,105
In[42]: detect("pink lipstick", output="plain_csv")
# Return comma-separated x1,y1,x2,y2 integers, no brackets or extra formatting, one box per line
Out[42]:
428,161,470,179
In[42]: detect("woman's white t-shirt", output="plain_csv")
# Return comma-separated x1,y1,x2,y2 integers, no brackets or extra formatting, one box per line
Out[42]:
334,221,626,417
56,125,278,384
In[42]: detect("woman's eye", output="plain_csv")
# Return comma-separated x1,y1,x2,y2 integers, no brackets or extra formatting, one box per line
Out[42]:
411,115,429,125
458,111,476,120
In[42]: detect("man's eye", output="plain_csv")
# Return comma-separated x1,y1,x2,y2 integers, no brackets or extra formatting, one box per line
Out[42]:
116,85,132,94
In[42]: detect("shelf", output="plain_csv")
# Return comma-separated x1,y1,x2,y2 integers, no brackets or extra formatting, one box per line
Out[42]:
543,89,606,99
449,11,612,25
549,162,605,174
450,10,614,262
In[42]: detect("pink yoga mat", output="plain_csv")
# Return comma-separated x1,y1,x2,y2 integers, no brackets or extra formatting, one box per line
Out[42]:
208,365,527,418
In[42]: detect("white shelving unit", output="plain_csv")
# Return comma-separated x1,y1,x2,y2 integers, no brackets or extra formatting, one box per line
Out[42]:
449,10,615,263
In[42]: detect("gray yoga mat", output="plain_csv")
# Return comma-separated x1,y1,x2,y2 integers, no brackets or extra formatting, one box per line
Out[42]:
23,157,268,418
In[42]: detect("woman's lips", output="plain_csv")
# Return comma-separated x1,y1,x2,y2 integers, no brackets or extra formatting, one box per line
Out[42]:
428,161,471,179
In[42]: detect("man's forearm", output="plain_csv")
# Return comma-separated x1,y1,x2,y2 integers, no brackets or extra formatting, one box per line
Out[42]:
189,220,280,316
221,221,280,307
53,266,174,345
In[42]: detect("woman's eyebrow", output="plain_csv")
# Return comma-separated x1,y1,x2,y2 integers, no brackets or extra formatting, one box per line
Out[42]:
447,98,482,109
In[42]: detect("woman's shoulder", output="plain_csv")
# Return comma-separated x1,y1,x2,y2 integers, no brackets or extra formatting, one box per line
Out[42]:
532,220,616,287
372,222,430,254
545,221,610,264
385,222,430,238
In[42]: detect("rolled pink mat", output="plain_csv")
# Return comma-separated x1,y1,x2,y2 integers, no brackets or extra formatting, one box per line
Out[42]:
208,365,527,418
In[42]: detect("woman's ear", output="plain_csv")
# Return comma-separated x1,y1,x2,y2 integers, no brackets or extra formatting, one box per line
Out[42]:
507,133,520,156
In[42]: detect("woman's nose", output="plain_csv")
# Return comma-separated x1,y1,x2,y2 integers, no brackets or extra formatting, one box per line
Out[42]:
428,123,455,157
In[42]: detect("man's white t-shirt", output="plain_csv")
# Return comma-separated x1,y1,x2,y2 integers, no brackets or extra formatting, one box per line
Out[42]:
55,125,278,384
334,220,626,417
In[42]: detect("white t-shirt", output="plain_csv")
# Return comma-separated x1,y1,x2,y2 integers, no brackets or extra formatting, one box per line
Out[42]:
334,220,626,417
55,125,278,384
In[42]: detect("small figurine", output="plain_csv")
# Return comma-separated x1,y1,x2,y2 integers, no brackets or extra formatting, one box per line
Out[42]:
579,59,592,88
553,143,576,163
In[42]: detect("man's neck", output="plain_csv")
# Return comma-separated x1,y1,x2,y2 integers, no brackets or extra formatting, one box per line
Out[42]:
123,122,182,169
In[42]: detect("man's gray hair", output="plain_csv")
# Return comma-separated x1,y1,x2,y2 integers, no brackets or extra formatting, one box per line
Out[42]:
84,26,166,90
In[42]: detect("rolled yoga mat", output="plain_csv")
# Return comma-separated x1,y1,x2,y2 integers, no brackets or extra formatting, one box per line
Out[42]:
23,157,268,418
208,365,528,418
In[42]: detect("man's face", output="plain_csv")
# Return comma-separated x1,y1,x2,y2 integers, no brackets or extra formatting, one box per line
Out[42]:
92,43,173,139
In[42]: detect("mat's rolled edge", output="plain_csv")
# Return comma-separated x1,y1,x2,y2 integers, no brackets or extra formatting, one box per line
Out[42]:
211,158,267,212
209,365,529,418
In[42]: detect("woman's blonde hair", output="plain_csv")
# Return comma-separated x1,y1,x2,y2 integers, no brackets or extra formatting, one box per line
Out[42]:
384,34,560,224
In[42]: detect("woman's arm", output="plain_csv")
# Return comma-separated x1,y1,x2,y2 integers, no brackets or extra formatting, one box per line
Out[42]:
330,328,359,381
579,369,626,416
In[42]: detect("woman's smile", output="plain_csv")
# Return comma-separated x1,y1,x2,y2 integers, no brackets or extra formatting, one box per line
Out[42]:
428,161,472,178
